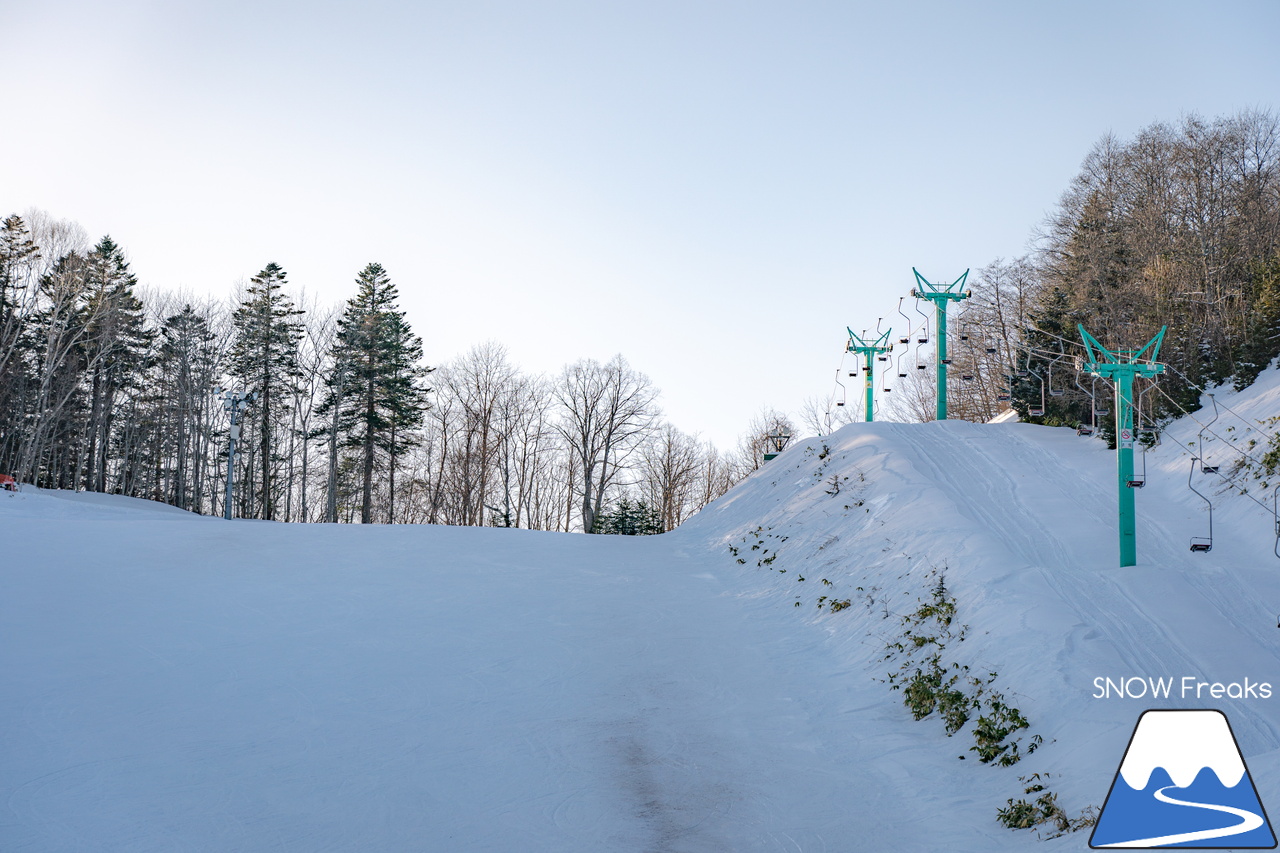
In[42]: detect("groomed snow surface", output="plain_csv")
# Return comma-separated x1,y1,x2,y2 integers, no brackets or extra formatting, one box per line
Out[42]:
5,368,1280,851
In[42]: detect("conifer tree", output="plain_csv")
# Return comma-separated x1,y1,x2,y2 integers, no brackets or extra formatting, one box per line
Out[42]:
228,263,304,520
0,216,40,468
80,236,152,492
157,305,220,510
319,263,429,523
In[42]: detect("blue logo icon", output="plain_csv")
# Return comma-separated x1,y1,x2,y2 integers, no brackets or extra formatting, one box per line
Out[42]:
1091,709,1276,848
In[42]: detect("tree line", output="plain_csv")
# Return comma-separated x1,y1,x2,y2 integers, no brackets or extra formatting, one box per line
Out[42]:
0,211,776,531
865,109,1280,434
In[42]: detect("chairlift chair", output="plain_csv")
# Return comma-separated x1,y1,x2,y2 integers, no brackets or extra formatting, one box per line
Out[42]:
1198,394,1221,474
1187,457,1214,552
1127,451,1146,488
1047,354,1068,397
896,299,913,345
914,299,930,343
1094,379,1110,417
1025,367,1046,419
1273,484,1280,560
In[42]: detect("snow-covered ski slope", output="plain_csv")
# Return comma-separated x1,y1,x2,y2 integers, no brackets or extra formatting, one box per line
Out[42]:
4,370,1280,852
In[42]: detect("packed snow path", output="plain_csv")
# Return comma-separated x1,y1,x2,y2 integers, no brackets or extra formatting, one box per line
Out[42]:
2,503,1012,852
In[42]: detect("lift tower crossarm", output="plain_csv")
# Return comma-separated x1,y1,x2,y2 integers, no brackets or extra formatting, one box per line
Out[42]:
846,328,894,422
911,268,971,420
1078,324,1167,567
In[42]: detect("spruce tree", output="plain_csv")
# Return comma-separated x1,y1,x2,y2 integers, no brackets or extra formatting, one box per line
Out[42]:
318,263,429,524
0,216,40,470
228,263,304,520
80,236,152,492
157,305,219,510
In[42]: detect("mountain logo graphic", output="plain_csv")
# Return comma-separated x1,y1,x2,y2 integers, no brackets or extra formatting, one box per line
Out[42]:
1091,709,1276,848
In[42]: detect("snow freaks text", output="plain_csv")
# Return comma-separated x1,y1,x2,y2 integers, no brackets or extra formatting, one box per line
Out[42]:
1092,677,1273,700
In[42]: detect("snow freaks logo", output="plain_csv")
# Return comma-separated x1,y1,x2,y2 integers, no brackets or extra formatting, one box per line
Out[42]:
1090,710,1276,849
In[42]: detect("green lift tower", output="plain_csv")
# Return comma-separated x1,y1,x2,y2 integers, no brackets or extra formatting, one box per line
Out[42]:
911,268,971,420
1079,324,1167,568
846,328,893,422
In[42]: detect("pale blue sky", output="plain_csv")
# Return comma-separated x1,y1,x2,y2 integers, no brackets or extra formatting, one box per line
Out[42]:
4,1,1278,447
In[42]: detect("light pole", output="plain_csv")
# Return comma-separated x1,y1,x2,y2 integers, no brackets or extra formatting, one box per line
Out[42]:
216,387,256,520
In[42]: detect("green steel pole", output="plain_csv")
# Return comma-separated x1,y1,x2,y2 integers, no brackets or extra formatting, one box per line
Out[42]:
1079,324,1165,568
935,300,948,421
1116,370,1137,567
864,351,875,422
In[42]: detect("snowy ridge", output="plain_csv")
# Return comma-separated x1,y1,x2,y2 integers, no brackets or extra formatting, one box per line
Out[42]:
674,363,1280,842
0,484,206,520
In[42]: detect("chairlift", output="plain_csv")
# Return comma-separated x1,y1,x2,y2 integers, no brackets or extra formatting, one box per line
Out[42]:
834,370,848,408
1188,456,1214,552
1198,394,1220,474
1074,373,1100,433
1273,484,1279,560
941,358,953,365
1025,366,1046,419
1046,353,1067,397
1135,383,1162,449
961,373,974,381
914,299,930,343
896,298,913,345
997,392,1011,402
1127,448,1146,488
896,351,908,378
